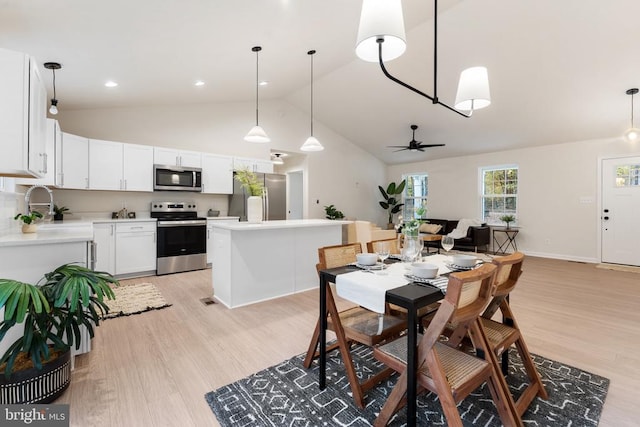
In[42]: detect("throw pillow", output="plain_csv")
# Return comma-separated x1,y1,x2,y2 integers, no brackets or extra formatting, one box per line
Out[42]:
419,223,442,234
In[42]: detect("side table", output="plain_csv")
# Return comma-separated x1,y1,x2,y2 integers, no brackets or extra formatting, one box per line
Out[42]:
492,227,519,255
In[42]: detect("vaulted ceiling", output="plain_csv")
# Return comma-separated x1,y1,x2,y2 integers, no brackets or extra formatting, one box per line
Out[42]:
2,0,639,164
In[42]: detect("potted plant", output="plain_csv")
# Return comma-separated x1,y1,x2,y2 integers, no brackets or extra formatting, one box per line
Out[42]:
0,263,117,404
235,169,265,223
14,211,43,233
500,214,516,229
53,205,70,221
324,204,345,220
379,180,406,228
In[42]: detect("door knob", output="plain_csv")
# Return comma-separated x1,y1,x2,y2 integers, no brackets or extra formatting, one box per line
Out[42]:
603,216,609,220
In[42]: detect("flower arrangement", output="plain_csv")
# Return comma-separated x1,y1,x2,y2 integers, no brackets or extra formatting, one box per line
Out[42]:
234,169,264,197
500,214,516,228
402,207,426,236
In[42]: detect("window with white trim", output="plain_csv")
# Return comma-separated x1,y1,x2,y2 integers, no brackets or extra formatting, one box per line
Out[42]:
402,174,428,220
481,166,518,224
616,164,640,186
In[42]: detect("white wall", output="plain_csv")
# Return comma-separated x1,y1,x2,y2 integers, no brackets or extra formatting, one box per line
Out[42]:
388,136,640,262
54,99,388,225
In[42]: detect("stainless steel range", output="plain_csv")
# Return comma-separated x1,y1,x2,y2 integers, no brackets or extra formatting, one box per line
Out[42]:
151,201,207,275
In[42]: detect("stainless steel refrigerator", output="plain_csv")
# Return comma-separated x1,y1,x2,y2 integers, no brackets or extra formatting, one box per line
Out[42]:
229,173,287,221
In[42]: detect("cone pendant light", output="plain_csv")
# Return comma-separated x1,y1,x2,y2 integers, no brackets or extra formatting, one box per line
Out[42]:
245,46,270,143
300,50,324,152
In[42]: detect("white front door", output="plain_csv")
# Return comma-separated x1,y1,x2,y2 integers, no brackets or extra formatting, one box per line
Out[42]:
601,156,640,266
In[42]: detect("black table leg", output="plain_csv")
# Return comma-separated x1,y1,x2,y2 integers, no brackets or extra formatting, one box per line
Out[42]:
406,307,417,427
319,273,327,389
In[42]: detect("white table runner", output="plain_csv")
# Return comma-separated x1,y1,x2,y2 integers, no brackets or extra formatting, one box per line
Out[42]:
335,254,455,314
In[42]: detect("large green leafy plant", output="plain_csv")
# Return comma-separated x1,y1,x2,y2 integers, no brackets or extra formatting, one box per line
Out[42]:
379,180,406,224
0,263,117,377
234,169,265,196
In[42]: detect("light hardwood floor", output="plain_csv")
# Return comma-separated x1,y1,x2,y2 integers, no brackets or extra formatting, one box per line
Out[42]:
60,256,640,426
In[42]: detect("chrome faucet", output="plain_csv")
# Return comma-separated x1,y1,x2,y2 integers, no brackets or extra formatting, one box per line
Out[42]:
25,185,54,216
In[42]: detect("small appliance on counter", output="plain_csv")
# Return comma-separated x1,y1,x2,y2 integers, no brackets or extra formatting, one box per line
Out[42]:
150,201,207,275
207,209,220,217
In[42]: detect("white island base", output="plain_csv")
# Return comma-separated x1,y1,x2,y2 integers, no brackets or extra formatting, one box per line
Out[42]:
211,219,348,308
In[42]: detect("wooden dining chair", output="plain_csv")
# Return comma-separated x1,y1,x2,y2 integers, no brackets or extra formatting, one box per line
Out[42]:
480,252,548,416
373,263,522,427
303,243,406,409
366,238,401,255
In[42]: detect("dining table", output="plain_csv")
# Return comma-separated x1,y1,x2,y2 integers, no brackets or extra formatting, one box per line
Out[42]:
317,254,459,427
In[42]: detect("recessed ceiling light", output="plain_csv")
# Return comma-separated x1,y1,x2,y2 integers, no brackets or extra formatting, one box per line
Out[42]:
104,81,118,88
195,80,205,86
259,80,269,86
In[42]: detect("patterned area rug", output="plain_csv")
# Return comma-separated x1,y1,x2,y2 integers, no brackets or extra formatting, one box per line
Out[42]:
205,344,609,426
102,282,171,319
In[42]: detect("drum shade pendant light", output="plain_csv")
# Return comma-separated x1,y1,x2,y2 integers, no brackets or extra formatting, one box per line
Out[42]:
44,62,62,115
300,50,324,152
356,0,490,117
244,46,270,143
624,88,640,142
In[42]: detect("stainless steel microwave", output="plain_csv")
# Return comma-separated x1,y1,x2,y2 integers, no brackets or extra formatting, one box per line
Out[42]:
153,165,202,192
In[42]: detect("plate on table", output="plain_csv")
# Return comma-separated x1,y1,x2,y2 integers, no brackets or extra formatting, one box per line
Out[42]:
404,274,448,292
355,262,385,270
445,263,476,271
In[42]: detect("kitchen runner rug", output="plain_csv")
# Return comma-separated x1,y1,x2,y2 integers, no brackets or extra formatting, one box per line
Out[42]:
102,282,171,319
205,344,609,427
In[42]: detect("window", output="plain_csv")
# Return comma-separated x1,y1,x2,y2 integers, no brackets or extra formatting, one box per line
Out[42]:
616,164,640,187
481,166,518,223
402,174,428,220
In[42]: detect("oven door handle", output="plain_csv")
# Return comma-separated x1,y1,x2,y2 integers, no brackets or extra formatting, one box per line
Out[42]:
158,220,207,227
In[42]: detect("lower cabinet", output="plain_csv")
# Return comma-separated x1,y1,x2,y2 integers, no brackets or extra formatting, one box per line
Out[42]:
93,221,156,277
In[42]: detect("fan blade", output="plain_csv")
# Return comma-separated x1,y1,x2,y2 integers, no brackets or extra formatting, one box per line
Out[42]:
393,148,410,152
417,144,446,148
417,147,425,152
387,145,410,148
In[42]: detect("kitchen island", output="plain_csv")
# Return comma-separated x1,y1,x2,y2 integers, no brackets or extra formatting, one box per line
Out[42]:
210,219,350,308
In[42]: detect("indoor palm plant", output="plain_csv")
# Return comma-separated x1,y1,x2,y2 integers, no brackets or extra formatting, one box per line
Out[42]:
0,263,117,403
379,180,406,228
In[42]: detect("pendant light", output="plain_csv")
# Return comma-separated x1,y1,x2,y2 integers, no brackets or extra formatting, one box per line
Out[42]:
300,50,324,152
244,46,270,143
44,62,62,115
356,0,490,118
624,88,639,142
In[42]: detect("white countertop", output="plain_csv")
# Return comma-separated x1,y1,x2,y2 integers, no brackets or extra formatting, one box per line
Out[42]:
0,222,94,247
210,219,351,231
92,218,157,224
206,216,239,221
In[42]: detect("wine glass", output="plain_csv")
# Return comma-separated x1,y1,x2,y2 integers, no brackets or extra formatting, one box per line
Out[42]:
377,247,390,268
441,236,454,253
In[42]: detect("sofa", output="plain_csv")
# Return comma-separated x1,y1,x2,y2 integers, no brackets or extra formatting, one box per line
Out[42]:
419,219,490,252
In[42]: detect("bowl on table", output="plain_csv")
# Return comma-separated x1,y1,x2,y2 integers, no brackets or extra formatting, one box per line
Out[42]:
451,254,477,268
411,262,439,279
356,253,379,266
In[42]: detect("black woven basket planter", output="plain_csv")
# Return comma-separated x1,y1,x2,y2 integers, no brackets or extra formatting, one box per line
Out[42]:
0,349,71,404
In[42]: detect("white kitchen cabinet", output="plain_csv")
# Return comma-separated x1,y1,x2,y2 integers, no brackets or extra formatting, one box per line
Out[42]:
89,140,153,192
93,223,116,275
154,147,201,168
58,132,89,189
16,119,60,186
233,157,274,174
0,48,47,178
89,139,123,191
206,218,239,264
202,153,233,194
115,222,156,276
123,144,153,191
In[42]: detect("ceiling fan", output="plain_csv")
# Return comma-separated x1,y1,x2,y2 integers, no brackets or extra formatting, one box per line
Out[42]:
388,125,445,152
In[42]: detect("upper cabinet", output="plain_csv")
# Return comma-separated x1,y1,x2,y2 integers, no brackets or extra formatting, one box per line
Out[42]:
123,144,153,192
58,132,89,189
89,139,154,192
89,139,123,191
201,153,233,194
154,147,201,168
15,119,60,186
233,157,274,174
0,48,47,178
